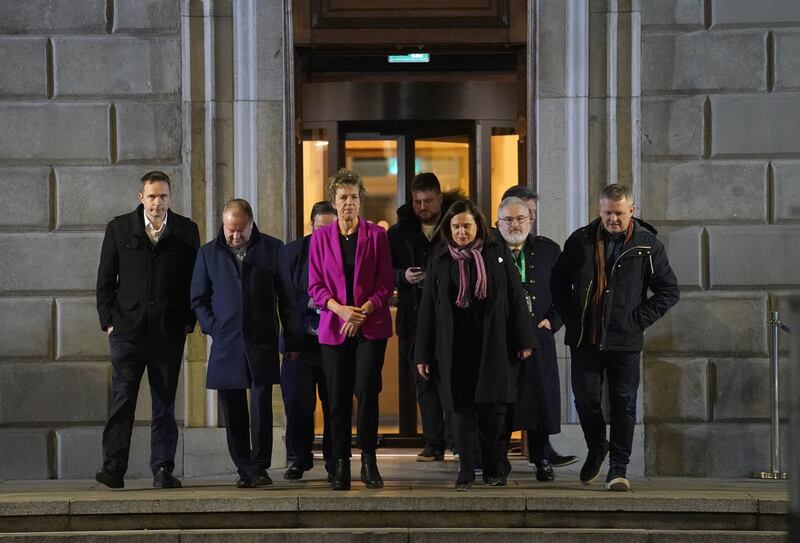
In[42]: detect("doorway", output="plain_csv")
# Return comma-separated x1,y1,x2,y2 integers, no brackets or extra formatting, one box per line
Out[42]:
296,51,525,445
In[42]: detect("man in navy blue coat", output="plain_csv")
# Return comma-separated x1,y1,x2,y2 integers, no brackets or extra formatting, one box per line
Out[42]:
191,199,301,487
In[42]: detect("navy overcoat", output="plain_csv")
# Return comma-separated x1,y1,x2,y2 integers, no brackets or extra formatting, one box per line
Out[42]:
191,224,301,389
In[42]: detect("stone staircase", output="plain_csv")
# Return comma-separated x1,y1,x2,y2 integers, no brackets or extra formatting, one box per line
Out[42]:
0,477,789,542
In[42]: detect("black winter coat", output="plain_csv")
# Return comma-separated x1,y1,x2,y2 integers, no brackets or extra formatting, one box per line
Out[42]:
551,217,679,351
509,234,564,433
414,240,537,411
96,205,199,341
387,204,438,340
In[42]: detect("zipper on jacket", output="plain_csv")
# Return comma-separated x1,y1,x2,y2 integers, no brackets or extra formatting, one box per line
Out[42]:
599,245,652,347
576,278,593,347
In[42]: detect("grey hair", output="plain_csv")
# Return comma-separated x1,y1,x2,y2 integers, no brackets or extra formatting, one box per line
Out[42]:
498,196,528,215
599,183,634,204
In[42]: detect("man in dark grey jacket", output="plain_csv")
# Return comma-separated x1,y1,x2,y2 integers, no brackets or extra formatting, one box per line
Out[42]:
552,184,679,492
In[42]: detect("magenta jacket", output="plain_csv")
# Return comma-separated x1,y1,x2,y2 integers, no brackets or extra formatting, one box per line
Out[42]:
308,218,394,345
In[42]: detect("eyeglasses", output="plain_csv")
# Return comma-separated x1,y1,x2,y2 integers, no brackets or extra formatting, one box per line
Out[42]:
498,215,529,226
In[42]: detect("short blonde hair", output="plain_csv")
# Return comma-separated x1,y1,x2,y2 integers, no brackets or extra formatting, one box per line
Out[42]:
327,168,367,203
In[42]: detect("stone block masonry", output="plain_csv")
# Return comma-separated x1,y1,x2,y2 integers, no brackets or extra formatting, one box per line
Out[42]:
0,0,187,480
641,1,800,476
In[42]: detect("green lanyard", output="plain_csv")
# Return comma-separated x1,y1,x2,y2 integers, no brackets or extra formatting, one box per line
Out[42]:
512,249,526,283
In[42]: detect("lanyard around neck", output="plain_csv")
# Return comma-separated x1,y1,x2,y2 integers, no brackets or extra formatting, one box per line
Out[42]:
512,249,526,283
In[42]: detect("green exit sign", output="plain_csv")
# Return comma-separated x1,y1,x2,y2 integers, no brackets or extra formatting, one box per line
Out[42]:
387,53,430,64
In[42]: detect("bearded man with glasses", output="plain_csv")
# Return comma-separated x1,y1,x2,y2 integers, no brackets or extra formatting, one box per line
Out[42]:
493,189,575,484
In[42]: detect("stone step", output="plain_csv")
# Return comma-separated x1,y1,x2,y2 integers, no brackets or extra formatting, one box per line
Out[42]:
0,488,786,533
0,528,788,542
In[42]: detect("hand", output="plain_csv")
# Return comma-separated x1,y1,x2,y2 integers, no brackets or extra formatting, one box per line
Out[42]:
338,305,367,325
106,326,114,336
537,319,552,331
517,349,532,360
284,351,300,360
404,268,426,284
339,321,362,337
417,363,430,380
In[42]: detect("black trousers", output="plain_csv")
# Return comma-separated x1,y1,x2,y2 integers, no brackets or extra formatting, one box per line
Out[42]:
452,403,506,479
570,345,640,466
320,336,387,459
218,382,273,477
399,333,446,451
496,418,551,473
279,343,333,472
102,334,184,476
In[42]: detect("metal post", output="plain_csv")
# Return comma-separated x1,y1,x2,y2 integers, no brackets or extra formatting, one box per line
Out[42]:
753,310,789,480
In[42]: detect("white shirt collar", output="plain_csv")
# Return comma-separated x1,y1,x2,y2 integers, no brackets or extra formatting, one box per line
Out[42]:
144,210,168,232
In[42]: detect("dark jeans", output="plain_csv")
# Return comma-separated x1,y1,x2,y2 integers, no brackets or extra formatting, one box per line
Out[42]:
452,403,506,479
218,383,273,477
280,344,333,472
399,333,446,451
102,334,185,476
570,345,641,466
320,336,387,459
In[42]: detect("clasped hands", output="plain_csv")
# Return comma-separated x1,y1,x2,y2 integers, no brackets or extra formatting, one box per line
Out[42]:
329,299,374,337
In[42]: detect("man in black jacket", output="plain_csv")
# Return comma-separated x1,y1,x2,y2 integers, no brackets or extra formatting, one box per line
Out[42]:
280,201,337,481
95,171,200,489
552,184,679,492
387,172,447,461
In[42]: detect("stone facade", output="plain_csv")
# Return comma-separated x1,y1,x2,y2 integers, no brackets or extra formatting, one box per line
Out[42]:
1,0,798,479
641,0,800,476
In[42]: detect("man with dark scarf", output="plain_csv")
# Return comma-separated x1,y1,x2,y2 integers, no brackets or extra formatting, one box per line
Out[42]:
551,184,679,492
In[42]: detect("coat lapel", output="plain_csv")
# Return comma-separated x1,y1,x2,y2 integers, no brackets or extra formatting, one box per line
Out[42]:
329,220,346,303
353,218,368,292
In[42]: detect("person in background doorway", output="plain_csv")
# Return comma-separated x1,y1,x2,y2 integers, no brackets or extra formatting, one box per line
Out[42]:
388,172,448,462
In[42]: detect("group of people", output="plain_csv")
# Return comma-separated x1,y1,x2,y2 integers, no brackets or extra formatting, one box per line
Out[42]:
94,168,679,493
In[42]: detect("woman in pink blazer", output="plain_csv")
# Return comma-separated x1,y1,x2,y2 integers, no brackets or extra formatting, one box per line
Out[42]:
307,168,394,490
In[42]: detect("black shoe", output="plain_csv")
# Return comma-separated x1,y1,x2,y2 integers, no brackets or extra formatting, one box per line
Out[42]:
605,464,630,492
235,474,252,488
416,446,444,462
283,464,306,481
535,460,555,482
482,474,505,486
580,443,609,486
360,453,384,489
95,467,124,489
326,466,335,483
455,469,474,491
153,467,182,489
250,470,273,487
331,459,351,490
547,443,579,467
550,453,578,468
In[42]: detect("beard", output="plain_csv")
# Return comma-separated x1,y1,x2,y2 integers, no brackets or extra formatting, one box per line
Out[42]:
501,230,528,246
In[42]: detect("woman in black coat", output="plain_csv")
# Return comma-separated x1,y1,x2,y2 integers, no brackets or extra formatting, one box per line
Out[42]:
415,199,536,490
